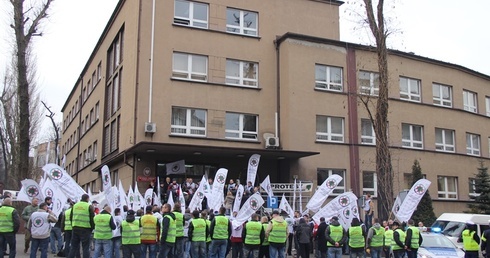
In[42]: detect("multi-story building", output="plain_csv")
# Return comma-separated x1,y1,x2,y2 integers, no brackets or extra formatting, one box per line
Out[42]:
61,0,490,215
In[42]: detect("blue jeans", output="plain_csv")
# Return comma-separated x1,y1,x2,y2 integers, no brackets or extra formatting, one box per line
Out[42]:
370,247,383,258
328,247,343,258
365,213,373,229
30,237,49,258
122,244,141,258
0,233,16,258
191,241,207,258
393,249,406,258
183,238,191,258
50,227,63,253
69,228,92,258
159,242,174,258
174,237,185,258
269,244,286,258
112,237,122,258
141,243,157,258
93,239,113,258
232,242,243,258
349,249,365,258
210,239,227,258
243,245,259,258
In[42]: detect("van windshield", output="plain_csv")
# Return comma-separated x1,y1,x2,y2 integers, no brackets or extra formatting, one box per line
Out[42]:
432,220,465,237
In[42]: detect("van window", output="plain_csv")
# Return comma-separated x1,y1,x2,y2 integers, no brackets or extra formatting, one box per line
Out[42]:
442,221,466,238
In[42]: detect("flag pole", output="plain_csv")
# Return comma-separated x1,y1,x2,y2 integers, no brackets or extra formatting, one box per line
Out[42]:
292,178,297,212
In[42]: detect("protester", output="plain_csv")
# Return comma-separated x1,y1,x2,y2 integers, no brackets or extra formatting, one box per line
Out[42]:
50,209,63,255
112,208,123,258
121,210,141,258
348,218,365,258
481,220,490,258
28,202,58,258
141,205,160,258
258,216,270,258
0,198,20,258
460,221,480,258
391,221,406,258
366,218,385,258
315,217,328,258
266,210,288,258
68,194,95,258
417,222,427,232
230,219,244,258
325,216,346,258
210,207,231,258
160,203,176,258
363,194,374,229
384,221,394,258
295,218,312,258
183,208,192,258
61,200,79,258
242,213,264,258
405,219,422,258
172,202,185,258
93,205,116,258
188,210,208,258
22,197,39,253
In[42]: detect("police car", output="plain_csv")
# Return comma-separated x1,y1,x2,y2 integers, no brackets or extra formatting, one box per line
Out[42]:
417,232,464,258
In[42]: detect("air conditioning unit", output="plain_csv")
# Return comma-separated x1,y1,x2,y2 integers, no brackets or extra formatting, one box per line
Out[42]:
265,136,280,149
145,122,156,133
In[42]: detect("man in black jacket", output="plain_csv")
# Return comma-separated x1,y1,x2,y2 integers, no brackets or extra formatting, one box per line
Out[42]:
315,217,328,258
160,203,176,258
0,198,20,258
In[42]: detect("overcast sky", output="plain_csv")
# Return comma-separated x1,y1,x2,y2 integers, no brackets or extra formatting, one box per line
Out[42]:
1,0,489,142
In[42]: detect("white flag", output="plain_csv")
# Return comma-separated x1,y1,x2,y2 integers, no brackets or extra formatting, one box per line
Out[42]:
338,202,360,230
203,177,212,200
166,160,186,175
167,190,175,209
232,184,245,214
188,175,206,212
312,192,358,224
260,175,273,198
127,185,135,209
306,174,343,212
395,179,431,222
246,154,260,186
209,168,228,211
42,178,67,217
178,185,186,211
144,188,154,207
233,192,264,229
279,194,294,217
392,193,402,218
101,165,114,210
133,182,144,210
42,163,86,202
117,180,128,209
17,179,44,203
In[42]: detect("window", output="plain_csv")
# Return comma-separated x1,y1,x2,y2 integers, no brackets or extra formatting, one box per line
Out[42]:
316,116,344,142
92,72,96,89
363,171,377,197
317,169,345,195
315,65,343,92
463,90,478,113
435,128,455,152
103,117,119,156
171,107,206,136
225,112,258,140
402,123,423,149
97,62,102,80
226,59,258,87
111,170,119,185
359,71,379,96
90,108,95,125
361,119,375,145
486,97,490,116
226,8,258,36
107,29,124,78
466,133,480,156
469,178,479,198
87,79,92,94
174,0,208,28
437,176,457,199
432,83,452,107
93,141,98,160
399,77,421,102
95,102,100,119
172,52,207,81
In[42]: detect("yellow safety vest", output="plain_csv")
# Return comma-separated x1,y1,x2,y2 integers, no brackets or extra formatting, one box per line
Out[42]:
244,221,262,245
371,227,385,247
72,202,91,228
64,208,73,231
262,223,269,246
141,214,158,241
408,226,420,249
0,206,14,233
462,229,479,251
173,211,184,237
122,220,141,245
384,229,393,247
269,220,287,244
392,229,405,250
349,226,365,248
165,214,176,243
191,218,207,242
213,216,229,240
94,213,112,240
327,225,343,247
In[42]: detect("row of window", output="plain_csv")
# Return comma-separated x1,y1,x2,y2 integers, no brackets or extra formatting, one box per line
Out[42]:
65,141,98,175
62,102,100,156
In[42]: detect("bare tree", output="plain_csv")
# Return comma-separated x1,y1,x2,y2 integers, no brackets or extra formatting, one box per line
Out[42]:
41,101,60,165
8,0,53,185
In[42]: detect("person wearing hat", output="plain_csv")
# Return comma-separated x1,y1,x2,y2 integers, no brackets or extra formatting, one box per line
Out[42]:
366,218,385,258
266,210,288,258
68,193,95,258
325,216,347,258
141,205,160,258
391,221,406,258
93,205,116,258
480,220,490,258
121,209,141,258
460,221,480,258
405,219,422,258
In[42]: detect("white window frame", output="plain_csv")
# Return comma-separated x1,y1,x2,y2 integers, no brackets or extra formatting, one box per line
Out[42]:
432,83,452,107
486,97,490,116
361,119,375,145
359,71,379,96
172,52,208,81
399,77,421,102
171,107,207,137
225,112,258,140
174,0,209,29
435,128,455,153
226,8,258,36
463,90,478,113
225,59,258,87
362,171,377,197
437,176,458,199
315,64,343,92
466,133,480,156
402,123,423,149
317,169,346,196
469,178,480,198
316,116,344,143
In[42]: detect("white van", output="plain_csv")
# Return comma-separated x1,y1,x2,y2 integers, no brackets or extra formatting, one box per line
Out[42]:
431,213,490,250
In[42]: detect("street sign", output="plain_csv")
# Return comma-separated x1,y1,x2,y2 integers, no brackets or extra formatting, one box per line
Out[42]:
267,196,279,208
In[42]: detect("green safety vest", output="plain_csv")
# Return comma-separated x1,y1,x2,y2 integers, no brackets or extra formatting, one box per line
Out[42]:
94,213,112,240
262,223,269,246
173,211,184,237
191,218,207,242
408,226,420,249
371,227,385,247
122,220,141,245
72,202,91,228
0,206,14,233
462,229,479,251
213,216,229,240
392,229,405,250
206,220,211,242
141,214,158,241
64,208,73,231
165,214,177,243
268,220,287,244
384,229,393,247
327,225,343,246
349,226,365,248
244,221,262,245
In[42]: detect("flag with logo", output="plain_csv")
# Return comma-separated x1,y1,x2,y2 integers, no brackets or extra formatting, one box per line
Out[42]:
42,163,86,202
395,179,431,222
178,185,186,210
133,182,144,210
306,174,343,213
17,179,44,203
127,185,135,209
41,178,67,218
144,188,154,207
203,176,212,200
246,154,260,186
209,168,228,211
167,190,175,209
166,160,186,175
101,165,115,210
391,193,402,219
188,175,206,211
312,192,358,224
338,202,360,229
279,193,294,217
232,184,245,214
260,175,274,197
116,180,128,209
233,192,265,229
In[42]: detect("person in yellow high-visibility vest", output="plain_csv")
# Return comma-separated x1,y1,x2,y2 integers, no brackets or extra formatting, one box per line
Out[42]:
121,210,141,258
68,194,95,258
141,205,160,258
266,210,289,258
93,205,116,258
160,203,176,258
459,221,480,258
188,210,208,258
325,216,346,258
405,219,422,258
209,207,231,258
242,213,265,258
391,221,406,258
0,198,20,258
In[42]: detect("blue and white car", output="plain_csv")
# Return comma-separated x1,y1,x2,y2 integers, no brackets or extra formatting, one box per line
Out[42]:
418,232,465,258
